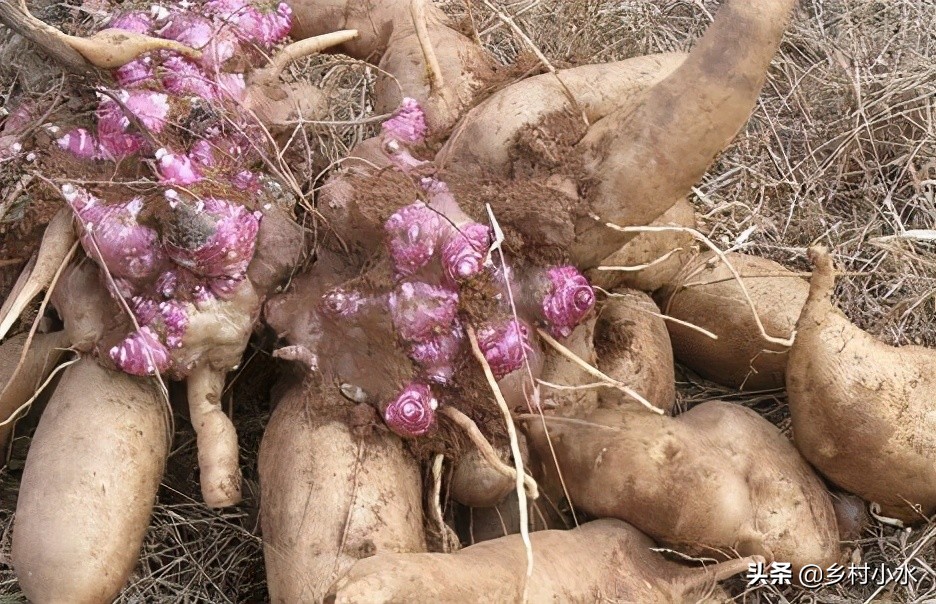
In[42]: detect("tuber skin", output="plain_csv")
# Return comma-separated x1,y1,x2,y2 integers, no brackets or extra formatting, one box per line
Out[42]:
259,378,427,603
595,291,676,414
11,358,170,604
570,0,800,268
787,246,936,523
436,53,686,179
524,403,841,576
657,251,809,390
327,519,760,603
0,330,70,454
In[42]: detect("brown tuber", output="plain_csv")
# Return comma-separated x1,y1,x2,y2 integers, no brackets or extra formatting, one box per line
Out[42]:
328,519,760,603
11,358,170,603
787,246,936,523
524,403,841,575
259,379,427,602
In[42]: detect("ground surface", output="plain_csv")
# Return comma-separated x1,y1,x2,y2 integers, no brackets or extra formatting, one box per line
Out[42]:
1,0,936,602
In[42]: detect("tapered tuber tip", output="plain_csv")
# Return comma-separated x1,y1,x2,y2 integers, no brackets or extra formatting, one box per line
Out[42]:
389,282,459,343
476,319,534,379
807,245,834,274
383,382,438,437
542,266,595,338
68,28,202,69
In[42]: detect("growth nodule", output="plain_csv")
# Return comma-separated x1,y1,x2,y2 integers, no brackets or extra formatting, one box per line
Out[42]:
383,382,438,438
542,266,596,338
477,318,534,380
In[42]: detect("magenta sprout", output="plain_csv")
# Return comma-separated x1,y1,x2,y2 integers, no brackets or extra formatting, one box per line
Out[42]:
383,382,438,438
109,326,171,376
441,222,491,282
57,128,100,160
384,202,443,276
476,318,534,380
409,323,465,384
63,185,166,285
541,266,596,338
389,282,459,343
381,97,427,145
163,197,261,281
156,148,202,185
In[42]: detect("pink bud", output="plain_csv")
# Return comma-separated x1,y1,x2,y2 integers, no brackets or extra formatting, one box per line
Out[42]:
163,198,261,279
109,11,153,34
476,319,534,379
383,382,438,438
389,282,459,343
409,324,464,384
320,288,365,318
109,326,171,376
216,73,247,101
156,148,202,185
57,128,100,160
385,202,442,276
382,98,427,144
158,300,189,348
542,266,595,338
100,90,171,133
63,185,166,282
441,222,491,282
219,2,292,47
232,169,260,191
156,270,178,298
161,12,215,49
131,296,160,324
115,57,154,88
161,56,219,100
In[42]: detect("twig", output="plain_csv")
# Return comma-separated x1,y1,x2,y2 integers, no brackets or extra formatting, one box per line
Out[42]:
466,325,533,602
440,406,539,499
536,328,665,415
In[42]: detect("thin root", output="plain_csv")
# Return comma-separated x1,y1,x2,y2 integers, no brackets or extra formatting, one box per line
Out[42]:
466,325,533,600
440,406,539,500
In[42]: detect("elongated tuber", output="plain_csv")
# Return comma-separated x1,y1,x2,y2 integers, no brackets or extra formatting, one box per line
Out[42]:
12,358,170,603
328,519,759,603
524,402,841,574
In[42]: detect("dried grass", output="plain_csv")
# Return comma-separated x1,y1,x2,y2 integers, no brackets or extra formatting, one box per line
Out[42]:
1,0,936,602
